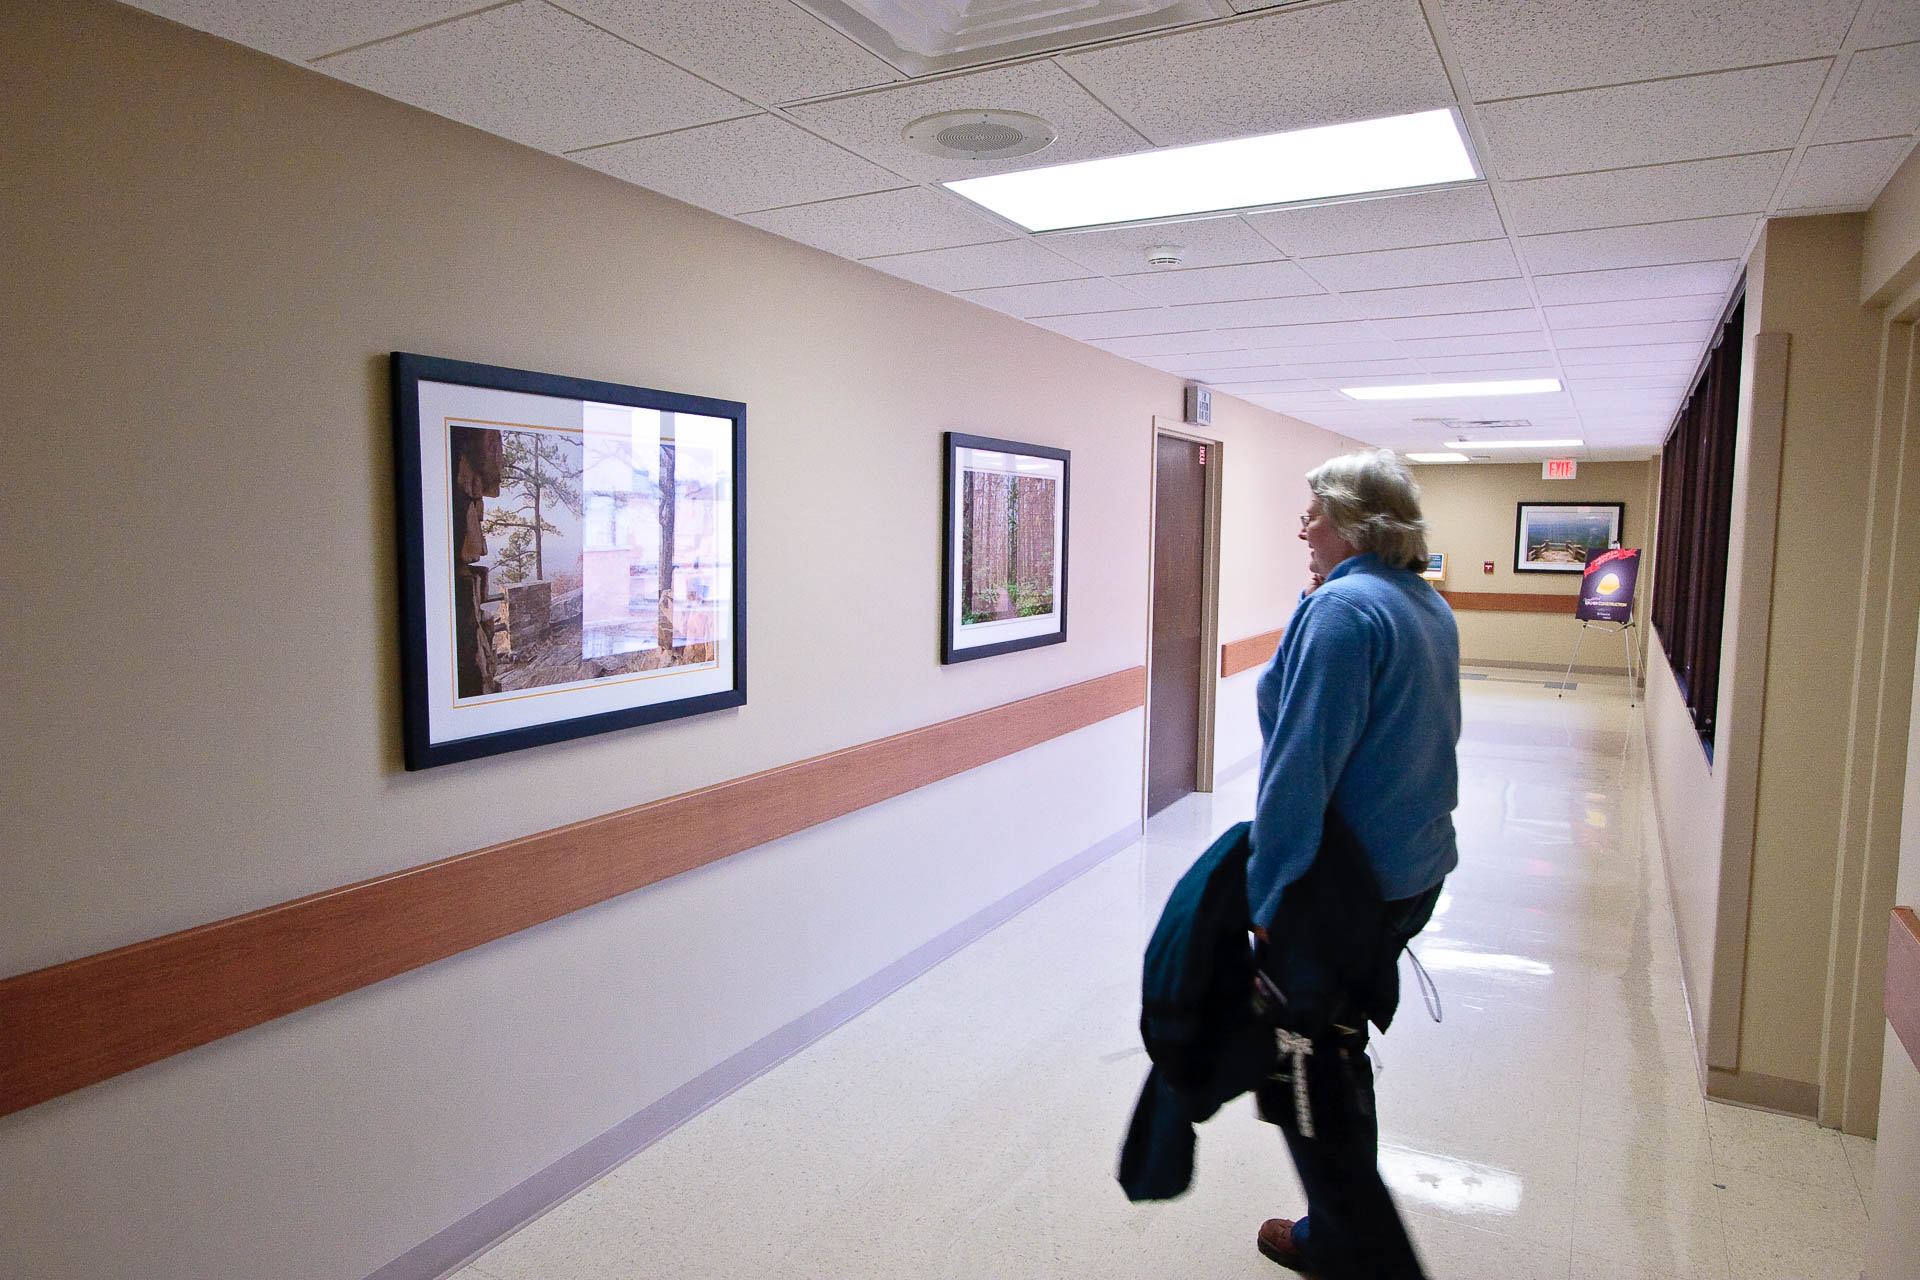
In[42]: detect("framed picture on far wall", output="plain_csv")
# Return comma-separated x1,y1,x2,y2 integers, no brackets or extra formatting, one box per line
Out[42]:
1514,501,1624,574
391,352,746,769
941,432,1069,663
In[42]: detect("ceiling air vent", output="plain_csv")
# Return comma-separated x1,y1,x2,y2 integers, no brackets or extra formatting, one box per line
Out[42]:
902,110,1056,160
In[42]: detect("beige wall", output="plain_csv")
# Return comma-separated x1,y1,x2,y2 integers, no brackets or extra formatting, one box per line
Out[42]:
1411,460,1655,671
1644,201,1920,1133
0,5,1347,1278
1739,216,1886,1097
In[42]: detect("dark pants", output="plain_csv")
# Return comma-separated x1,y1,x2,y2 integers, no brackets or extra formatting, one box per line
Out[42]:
1258,885,1440,1279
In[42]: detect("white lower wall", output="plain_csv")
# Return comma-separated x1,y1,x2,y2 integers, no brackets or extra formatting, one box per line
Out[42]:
0,711,1143,1280
1643,643,1728,1069
1215,666,1267,778
1865,1026,1920,1278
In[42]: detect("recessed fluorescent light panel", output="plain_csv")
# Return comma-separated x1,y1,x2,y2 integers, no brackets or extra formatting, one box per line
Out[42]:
944,108,1477,232
1407,452,1472,462
1442,439,1583,449
1342,378,1562,400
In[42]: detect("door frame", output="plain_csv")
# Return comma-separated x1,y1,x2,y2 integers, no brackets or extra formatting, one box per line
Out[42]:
1142,417,1225,821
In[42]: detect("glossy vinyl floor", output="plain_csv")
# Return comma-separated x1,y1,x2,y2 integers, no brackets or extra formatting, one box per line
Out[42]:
453,671,1875,1280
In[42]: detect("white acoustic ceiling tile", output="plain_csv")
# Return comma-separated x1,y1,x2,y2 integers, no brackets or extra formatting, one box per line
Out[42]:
1859,0,1920,46
1117,261,1324,306
1566,372,1692,390
1552,321,1716,349
1544,296,1730,329
1576,389,1686,406
788,62,1146,183
561,0,902,104
1816,43,1920,143
1242,391,1358,410
1780,139,1915,209
1303,240,1520,292
1242,341,1407,364
1500,153,1792,236
1229,321,1397,347
1418,354,1559,374
1035,308,1193,339
960,276,1151,318
1038,215,1286,276
1170,295,1360,328
740,187,1010,259
1209,379,1319,394
318,3,752,153
1558,360,1697,379
1559,342,1701,366
580,114,901,213
1056,0,1452,146
865,238,1087,291
1392,331,1550,357
1342,278,1536,318
1244,185,1504,257
1476,62,1829,180
1186,364,1303,382
1533,261,1741,305
1370,310,1540,339
1437,0,1855,101
1290,360,1426,378
1095,331,1261,357
1145,350,1269,374
1520,216,1759,275
127,0,488,60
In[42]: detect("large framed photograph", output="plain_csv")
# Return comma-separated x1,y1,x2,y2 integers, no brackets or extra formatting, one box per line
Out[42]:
1514,501,1624,574
941,432,1069,663
392,352,745,769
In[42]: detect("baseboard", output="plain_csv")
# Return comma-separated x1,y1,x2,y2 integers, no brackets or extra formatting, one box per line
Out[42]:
1706,1066,1820,1117
363,819,1144,1280
1216,749,1260,784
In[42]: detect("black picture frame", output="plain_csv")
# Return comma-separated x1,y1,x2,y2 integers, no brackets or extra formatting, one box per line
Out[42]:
392,352,746,769
1513,501,1624,574
941,431,1070,664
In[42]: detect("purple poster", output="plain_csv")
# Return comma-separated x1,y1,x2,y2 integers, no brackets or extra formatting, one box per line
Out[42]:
1577,548,1640,623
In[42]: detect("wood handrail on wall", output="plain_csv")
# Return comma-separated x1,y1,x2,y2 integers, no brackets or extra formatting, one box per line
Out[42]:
0,668,1146,1119
1890,907,1920,1070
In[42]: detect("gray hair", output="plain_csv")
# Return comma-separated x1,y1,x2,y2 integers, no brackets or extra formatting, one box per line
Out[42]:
1307,449,1430,571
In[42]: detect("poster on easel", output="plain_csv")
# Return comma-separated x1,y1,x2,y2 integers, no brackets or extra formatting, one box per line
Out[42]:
1576,548,1640,623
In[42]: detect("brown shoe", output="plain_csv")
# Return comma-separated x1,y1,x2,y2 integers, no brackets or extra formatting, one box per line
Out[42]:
1257,1218,1320,1276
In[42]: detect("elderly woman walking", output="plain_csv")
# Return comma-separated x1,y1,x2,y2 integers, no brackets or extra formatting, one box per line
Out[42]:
1249,449,1460,1280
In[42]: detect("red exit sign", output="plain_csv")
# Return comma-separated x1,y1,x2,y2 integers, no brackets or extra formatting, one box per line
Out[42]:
1543,458,1578,480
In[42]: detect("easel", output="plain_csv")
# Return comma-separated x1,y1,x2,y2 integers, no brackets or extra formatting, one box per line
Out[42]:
1557,613,1637,706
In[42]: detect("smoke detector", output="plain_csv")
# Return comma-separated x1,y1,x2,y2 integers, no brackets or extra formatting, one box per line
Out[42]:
1144,245,1185,269
901,110,1057,161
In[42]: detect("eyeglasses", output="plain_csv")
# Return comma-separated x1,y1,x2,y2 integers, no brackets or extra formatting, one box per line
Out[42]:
1299,512,1314,530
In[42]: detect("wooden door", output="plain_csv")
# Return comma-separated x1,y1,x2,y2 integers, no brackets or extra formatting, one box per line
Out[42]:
1148,434,1207,815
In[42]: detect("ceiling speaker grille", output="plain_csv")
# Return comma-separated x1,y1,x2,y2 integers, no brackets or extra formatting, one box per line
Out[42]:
902,110,1057,160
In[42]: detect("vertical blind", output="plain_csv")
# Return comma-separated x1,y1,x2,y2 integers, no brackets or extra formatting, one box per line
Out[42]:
1651,285,1744,756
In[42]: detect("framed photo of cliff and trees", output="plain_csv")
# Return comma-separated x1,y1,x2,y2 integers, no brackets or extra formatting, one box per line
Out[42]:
391,352,746,769
941,432,1069,664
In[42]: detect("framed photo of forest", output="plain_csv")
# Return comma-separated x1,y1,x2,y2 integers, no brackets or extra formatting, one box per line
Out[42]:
941,432,1069,664
391,352,746,769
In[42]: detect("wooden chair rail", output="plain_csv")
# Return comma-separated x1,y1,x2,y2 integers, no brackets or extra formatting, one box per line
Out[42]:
1438,591,1579,614
0,667,1146,1119
1890,907,1920,1070
1221,628,1287,678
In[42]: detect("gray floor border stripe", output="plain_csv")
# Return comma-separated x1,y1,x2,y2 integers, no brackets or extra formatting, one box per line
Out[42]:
365,819,1144,1280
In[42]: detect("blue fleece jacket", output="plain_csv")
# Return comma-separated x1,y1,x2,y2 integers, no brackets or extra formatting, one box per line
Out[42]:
1247,553,1461,926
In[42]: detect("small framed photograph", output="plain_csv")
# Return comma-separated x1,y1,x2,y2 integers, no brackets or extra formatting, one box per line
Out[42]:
1514,501,1624,574
1421,551,1447,582
392,352,745,769
941,432,1069,663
